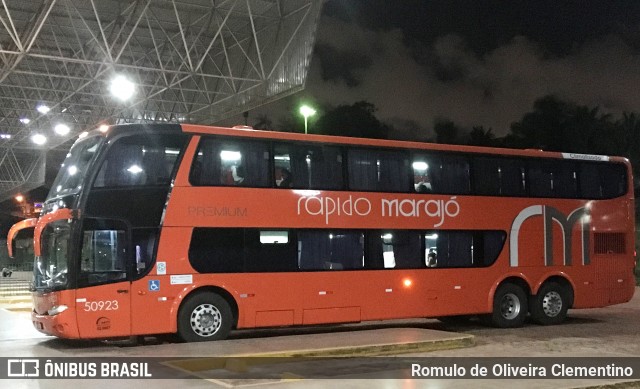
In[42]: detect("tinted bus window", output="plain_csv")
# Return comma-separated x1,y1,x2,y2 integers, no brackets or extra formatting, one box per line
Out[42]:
191,138,270,187
473,157,527,196
413,154,470,194
579,162,627,199
348,148,409,192
50,136,101,197
190,229,299,273
132,228,159,276
189,228,244,273
529,160,577,198
94,134,185,187
273,143,343,190
380,230,423,269
298,231,364,270
424,230,505,268
245,230,298,272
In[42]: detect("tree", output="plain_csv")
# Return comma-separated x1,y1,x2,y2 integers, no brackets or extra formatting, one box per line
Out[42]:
433,119,462,145
559,105,597,153
468,126,496,147
309,101,391,139
509,95,570,151
616,112,640,186
314,101,390,139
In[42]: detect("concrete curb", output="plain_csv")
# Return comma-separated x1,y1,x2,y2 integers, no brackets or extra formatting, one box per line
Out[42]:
165,333,475,373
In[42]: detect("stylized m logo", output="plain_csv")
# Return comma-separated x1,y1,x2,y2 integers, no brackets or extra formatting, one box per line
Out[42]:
510,205,590,267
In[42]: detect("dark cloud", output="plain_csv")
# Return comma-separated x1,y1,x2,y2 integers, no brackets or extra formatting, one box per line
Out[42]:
314,44,373,87
226,2,640,140
324,0,640,57
304,13,640,137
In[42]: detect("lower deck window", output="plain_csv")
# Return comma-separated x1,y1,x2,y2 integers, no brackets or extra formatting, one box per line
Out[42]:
298,231,364,270
422,230,505,268
188,228,506,273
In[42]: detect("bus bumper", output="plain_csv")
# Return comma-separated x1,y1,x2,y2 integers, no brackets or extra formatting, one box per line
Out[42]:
32,310,80,338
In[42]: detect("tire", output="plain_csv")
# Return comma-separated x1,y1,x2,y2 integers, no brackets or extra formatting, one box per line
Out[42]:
488,283,528,328
530,282,570,325
178,292,233,342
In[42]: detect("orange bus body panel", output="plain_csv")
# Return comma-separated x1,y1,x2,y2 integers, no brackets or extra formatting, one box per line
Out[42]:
32,290,80,338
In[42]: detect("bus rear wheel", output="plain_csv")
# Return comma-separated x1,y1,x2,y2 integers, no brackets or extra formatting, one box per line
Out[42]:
530,282,570,325
487,283,528,328
178,292,233,342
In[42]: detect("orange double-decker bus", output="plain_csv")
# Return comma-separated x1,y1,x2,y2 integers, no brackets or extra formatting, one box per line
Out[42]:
7,123,636,342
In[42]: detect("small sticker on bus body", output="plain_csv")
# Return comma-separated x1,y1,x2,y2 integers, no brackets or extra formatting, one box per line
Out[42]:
170,274,193,285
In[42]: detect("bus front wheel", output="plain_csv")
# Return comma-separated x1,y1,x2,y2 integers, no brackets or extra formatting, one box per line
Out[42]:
488,283,528,328
178,292,233,342
530,282,570,325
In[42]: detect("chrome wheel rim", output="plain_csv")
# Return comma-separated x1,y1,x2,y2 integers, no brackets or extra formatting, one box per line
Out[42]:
500,292,521,320
190,303,222,337
542,291,562,317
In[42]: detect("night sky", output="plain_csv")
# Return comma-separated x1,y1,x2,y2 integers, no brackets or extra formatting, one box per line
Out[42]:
232,0,640,139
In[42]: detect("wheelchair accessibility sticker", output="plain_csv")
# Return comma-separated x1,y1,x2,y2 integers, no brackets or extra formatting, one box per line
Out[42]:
148,280,160,292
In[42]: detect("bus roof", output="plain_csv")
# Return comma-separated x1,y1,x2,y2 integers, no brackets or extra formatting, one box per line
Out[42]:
181,124,628,165
86,123,628,166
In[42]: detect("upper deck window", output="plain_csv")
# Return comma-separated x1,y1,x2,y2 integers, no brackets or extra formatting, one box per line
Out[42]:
412,154,470,194
273,143,343,190
528,160,578,198
348,148,409,192
48,135,102,200
578,162,627,199
472,157,527,196
93,134,185,188
191,138,270,187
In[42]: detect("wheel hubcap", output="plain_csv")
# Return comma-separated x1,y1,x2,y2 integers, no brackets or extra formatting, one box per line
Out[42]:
542,291,562,317
500,292,521,320
190,303,222,337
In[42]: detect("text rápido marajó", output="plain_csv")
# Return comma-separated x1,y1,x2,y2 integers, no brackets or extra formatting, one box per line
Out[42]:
297,195,460,226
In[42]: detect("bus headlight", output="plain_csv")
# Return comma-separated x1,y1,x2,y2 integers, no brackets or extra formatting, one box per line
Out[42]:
47,305,68,316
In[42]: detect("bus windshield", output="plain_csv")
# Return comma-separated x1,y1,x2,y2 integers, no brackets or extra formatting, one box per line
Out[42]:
47,135,103,201
35,221,71,289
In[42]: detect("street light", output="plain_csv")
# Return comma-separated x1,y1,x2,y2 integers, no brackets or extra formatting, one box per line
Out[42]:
299,105,316,134
54,124,70,136
110,75,135,101
31,133,47,145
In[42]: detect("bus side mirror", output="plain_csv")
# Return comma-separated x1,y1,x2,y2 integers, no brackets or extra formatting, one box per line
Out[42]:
7,218,37,258
9,240,16,259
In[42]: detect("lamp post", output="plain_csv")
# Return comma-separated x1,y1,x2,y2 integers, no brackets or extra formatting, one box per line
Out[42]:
299,105,316,134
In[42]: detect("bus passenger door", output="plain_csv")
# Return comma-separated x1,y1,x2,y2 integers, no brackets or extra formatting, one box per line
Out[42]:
75,218,131,338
